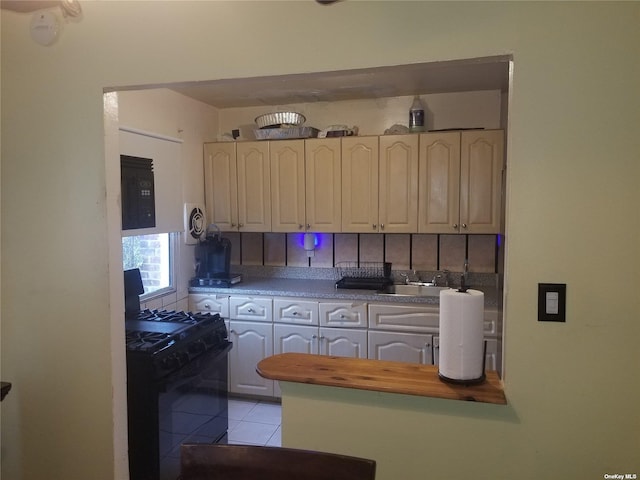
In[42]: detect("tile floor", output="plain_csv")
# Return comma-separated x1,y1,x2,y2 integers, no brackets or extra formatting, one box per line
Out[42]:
227,397,282,447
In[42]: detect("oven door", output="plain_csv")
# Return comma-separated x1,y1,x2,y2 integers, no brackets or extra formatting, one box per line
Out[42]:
128,342,232,480
158,343,232,480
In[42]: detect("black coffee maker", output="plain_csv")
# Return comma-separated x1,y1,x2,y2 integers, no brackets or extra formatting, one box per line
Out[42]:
194,225,239,286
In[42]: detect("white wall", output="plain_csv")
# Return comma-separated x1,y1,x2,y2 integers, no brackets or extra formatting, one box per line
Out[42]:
117,89,219,306
218,90,502,140
1,2,639,479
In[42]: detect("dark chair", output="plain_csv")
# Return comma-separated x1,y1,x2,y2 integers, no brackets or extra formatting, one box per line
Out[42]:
180,443,376,480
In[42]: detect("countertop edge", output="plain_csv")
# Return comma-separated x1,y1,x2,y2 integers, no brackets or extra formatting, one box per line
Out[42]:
257,353,506,405
188,278,500,307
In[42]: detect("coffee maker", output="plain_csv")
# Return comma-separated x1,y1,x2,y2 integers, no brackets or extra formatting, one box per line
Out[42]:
193,225,241,287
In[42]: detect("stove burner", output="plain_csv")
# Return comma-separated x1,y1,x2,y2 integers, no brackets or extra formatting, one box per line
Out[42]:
125,309,226,355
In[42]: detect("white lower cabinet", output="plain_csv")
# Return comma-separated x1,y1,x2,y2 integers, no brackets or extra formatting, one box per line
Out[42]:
320,328,367,358
367,330,434,364
228,320,274,397
227,296,274,397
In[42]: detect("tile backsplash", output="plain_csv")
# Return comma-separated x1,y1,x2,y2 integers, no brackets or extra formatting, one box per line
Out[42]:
224,232,498,274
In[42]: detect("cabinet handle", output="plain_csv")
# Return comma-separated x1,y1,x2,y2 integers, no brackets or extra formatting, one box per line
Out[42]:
239,223,244,228
306,223,311,230
247,308,254,313
231,223,236,227
340,314,346,319
298,224,304,230
230,329,236,334
372,224,377,230
204,303,210,309
461,223,468,229
312,334,318,339
381,223,385,230
292,311,299,316
453,223,458,229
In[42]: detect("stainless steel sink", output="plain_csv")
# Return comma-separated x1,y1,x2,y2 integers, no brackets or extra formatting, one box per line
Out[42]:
377,284,449,297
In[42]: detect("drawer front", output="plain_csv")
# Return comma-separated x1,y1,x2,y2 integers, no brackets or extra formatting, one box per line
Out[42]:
274,299,319,325
229,296,273,322
368,303,439,332
189,294,230,317
484,309,499,336
319,302,367,328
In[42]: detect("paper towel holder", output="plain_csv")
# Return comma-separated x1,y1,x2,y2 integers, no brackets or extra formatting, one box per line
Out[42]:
438,340,488,386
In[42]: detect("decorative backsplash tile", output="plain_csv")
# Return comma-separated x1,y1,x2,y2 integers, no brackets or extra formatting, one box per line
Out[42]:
225,232,497,274
360,234,384,263
411,234,438,271
241,233,263,265
334,234,358,265
439,234,466,272
468,235,497,272
385,234,410,270
310,233,334,268
264,233,286,266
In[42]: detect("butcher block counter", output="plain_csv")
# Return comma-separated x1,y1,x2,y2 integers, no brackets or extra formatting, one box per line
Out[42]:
257,353,506,405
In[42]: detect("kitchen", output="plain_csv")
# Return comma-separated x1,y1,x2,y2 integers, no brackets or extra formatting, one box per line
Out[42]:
116,60,507,478
2,2,638,480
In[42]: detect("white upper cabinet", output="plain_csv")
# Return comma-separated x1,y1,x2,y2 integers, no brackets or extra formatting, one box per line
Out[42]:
341,136,380,232
270,140,306,232
418,130,504,234
204,141,271,232
378,134,419,233
305,138,342,232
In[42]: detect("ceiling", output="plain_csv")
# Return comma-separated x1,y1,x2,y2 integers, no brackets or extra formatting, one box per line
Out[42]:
168,56,511,109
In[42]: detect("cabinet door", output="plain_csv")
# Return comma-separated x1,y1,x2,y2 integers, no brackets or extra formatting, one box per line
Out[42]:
305,138,342,232
270,140,306,232
236,142,271,232
273,324,319,355
341,136,379,233
378,135,419,233
460,130,504,234
320,327,367,359
204,143,238,231
417,132,461,233
367,331,433,364
228,321,274,396
188,294,230,317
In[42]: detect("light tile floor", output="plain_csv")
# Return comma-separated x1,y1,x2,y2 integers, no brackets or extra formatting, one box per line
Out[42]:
227,397,282,447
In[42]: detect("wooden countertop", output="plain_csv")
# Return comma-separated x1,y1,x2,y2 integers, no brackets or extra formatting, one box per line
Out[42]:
257,353,506,405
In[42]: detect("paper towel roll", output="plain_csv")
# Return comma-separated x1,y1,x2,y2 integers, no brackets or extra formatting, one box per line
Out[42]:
439,288,485,384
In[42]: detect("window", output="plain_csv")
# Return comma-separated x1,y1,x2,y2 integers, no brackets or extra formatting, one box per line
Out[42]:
122,232,177,298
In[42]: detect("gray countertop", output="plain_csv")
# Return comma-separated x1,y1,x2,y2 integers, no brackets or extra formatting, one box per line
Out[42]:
188,277,500,308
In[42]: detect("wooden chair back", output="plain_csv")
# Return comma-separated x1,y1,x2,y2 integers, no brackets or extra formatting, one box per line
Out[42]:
180,443,376,480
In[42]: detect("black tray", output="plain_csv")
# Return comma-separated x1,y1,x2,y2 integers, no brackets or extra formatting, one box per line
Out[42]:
335,277,392,290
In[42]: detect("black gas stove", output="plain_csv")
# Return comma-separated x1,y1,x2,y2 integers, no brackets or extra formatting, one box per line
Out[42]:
125,309,229,378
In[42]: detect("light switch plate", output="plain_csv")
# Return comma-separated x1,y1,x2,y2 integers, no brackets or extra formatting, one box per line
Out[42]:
538,283,566,322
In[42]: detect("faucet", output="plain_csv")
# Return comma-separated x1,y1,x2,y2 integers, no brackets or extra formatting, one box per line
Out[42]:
431,270,450,287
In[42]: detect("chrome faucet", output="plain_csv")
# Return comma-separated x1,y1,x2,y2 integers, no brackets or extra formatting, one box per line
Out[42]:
431,270,450,287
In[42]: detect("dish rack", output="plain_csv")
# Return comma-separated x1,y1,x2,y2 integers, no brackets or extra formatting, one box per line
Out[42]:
335,262,392,290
